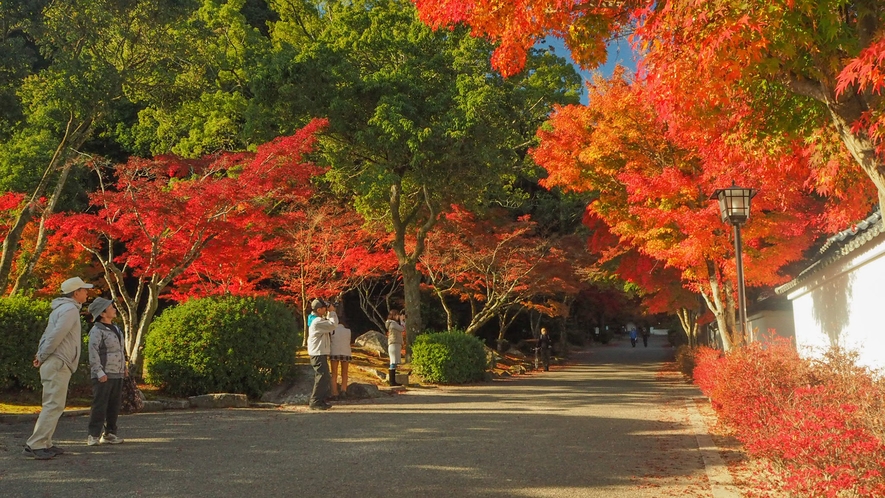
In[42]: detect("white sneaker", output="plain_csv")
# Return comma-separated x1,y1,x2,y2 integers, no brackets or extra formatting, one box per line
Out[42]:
100,433,123,444
87,435,101,446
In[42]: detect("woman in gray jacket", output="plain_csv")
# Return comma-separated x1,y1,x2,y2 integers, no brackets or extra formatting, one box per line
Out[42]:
86,297,126,446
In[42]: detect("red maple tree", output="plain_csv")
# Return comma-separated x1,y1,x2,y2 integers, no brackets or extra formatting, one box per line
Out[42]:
275,199,398,342
57,119,328,367
421,206,581,342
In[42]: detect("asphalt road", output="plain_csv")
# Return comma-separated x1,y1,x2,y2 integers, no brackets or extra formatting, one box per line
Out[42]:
0,335,720,497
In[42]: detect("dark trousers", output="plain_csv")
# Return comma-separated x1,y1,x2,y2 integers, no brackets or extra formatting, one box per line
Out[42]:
642,335,649,347
309,355,331,407
540,349,550,371
89,377,122,437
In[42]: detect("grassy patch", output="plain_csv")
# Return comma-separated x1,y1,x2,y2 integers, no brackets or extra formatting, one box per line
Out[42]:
0,389,92,414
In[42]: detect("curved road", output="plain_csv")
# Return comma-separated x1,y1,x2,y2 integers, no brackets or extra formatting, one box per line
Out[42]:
0,335,733,497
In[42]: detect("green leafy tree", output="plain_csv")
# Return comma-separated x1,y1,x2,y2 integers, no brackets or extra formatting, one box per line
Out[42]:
250,0,581,340
0,0,204,293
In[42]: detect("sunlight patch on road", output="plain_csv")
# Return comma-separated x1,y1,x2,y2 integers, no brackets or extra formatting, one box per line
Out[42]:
121,437,181,443
495,486,604,497
409,464,484,479
324,437,393,443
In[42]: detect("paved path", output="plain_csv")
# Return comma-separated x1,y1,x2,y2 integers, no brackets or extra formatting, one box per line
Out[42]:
0,335,734,497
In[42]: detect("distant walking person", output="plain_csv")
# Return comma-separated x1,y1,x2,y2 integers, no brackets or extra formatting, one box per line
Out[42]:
629,326,638,347
86,297,126,446
307,299,338,410
537,327,552,371
641,327,651,347
23,277,94,460
385,310,404,386
329,321,352,399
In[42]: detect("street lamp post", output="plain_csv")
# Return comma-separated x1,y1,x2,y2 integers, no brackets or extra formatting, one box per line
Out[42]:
710,183,757,344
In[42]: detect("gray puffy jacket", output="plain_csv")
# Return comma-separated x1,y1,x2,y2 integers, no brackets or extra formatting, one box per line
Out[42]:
88,322,127,379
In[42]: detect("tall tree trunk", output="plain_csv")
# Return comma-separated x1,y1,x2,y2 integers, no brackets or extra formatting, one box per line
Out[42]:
388,179,439,345
0,117,90,293
700,259,733,352
400,263,423,343
826,100,885,211
495,306,522,351
430,285,455,331
356,277,400,332
300,263,309,347
677,307,699,347
787,75,885,210
10,156,79,294
530,311,542,339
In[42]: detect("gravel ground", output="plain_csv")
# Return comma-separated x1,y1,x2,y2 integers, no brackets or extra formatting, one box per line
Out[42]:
0,335,748,497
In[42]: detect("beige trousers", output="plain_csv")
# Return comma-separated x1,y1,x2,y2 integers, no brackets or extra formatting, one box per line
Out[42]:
26,356,73,450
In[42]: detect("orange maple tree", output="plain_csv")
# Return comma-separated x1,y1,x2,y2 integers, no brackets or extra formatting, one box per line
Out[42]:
532,71,822,349
414,0,885,215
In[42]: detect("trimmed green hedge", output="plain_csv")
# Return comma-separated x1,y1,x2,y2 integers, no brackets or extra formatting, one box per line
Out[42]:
411,331,488,384
0,296,52,390
144,296,299,397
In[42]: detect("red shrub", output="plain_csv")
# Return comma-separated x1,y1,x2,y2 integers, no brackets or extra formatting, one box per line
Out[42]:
692,340,885,497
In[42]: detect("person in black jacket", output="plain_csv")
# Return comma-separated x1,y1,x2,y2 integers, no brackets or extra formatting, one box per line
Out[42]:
641,327,651,347
537,328,552,371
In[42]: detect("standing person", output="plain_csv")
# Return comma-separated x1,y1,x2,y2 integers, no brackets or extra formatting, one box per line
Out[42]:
641,327,651,347
86,297,126,446
399,310,409,363
629,326,638,347
329,321,352,399
385,310,404,386
307,299,337,410
537,327,552,371
22,276,94,460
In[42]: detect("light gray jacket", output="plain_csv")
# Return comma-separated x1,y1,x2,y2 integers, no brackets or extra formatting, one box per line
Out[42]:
88,322,127,379
307,311,338,356
386,319,404,346
36,297,83,373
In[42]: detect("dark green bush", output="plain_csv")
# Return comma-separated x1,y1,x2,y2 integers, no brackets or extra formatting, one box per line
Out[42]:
144,296,299,397
674,345,696,378
412,331,488,384
0,296,52,390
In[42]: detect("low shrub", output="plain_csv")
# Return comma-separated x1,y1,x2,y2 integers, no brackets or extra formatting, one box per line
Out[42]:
694,339,885,497
412,331,488,384
0,296,51,390
144,296,299,397
674,345,697,378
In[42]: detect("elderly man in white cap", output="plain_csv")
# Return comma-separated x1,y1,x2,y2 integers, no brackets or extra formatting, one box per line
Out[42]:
22,276,93,460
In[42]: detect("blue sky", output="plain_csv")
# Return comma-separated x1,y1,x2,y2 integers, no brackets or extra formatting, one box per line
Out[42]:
542,36,637,104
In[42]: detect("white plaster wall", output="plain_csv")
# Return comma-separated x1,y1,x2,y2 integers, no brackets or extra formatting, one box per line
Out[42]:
787,235,885,372
747,310,795,342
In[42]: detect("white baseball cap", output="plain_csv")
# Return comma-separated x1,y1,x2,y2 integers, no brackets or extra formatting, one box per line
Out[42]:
60,277,94,294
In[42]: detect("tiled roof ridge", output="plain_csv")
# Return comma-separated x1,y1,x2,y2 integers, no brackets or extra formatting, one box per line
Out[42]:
818,210,883,255
775,209,883,296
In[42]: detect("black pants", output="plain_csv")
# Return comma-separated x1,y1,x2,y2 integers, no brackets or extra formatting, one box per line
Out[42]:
89,377,122,437
309,355,332,406
540,349,550,371
642,335,649,347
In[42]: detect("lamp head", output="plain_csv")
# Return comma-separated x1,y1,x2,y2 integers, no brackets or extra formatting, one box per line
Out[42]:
710,183,757,225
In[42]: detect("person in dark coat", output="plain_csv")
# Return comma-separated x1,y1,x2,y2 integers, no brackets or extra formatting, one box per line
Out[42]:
537,327,553,371
86,297,126,446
